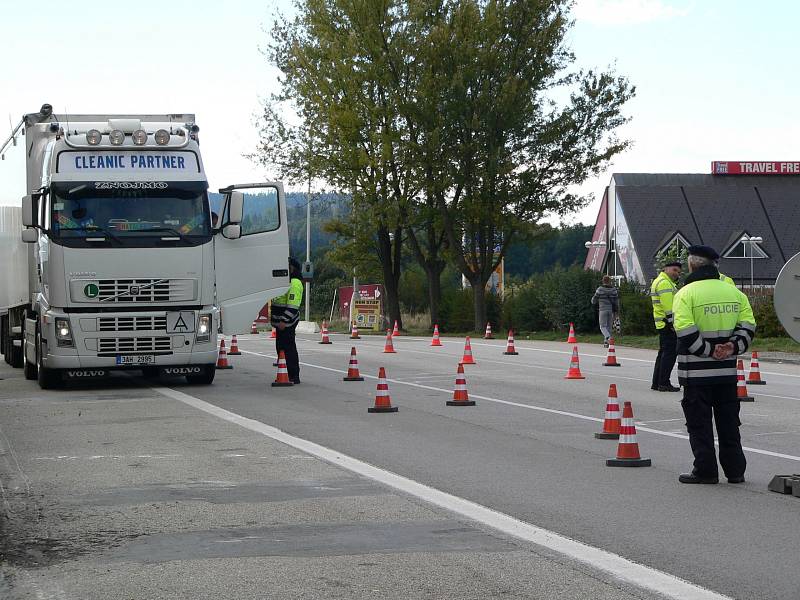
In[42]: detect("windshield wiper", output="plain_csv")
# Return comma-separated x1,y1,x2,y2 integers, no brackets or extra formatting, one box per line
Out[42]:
57,226,121,244
142,227,194,242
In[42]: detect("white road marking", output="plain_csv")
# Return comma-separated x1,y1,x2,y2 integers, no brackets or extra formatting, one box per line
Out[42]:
153,384,733,600
241,349,800,463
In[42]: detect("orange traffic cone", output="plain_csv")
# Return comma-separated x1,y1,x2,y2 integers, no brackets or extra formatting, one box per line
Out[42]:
461,336,476,365
503,329,518,355
368,367,398,412
567,322,577,344
484,322,494,339
606,401,651,467
595,384,621,439
564,345,585,379
343,347,364,381
270,327,277,339
392,320,401,336
430,324,443,347
350,322,361,339
447,363,475,406
737,359,754,402
319,321,332,344
603,338,620,367
228,334,241,355
747,351,766,385
271,350,293,387
251,322,258,334
216,338,233,370
383,330,397,353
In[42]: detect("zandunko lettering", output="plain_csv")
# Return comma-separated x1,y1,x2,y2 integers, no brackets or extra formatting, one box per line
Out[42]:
703,303,739,315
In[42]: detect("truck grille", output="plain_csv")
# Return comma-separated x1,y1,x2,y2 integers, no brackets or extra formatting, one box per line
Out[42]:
98,316,167,332
98,336,172,355
97,279,194,302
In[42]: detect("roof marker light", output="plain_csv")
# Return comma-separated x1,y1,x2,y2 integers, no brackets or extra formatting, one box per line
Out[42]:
132,129,147,145
86,129,102,145
109,130,125,145
154,129,170,145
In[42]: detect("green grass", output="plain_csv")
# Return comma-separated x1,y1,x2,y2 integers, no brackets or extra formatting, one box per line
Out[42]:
318,321,800,354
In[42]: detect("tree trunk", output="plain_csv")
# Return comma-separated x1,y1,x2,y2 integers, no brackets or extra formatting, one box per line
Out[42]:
425,262,444,329
377,226,403,331
471,278,486,332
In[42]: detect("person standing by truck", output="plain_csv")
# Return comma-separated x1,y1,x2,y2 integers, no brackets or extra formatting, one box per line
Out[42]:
591,275,619,347
271,258,304,384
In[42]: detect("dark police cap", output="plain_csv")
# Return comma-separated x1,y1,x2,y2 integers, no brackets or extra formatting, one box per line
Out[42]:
663,261,682,268
687,245,720,261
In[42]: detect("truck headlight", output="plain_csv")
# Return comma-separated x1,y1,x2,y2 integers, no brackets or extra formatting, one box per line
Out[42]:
109,129,125,145
196,314,212,342
55,318,74,347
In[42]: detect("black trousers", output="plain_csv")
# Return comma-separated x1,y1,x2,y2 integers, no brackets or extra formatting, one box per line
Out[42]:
275,325,300,381
681,384,746,479
652,327,677,387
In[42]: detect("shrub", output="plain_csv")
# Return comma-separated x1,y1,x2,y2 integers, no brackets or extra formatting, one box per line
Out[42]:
747,289,788,338
618,280,654,336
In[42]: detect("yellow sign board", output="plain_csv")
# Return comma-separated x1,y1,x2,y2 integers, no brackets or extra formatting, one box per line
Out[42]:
354,300,382,331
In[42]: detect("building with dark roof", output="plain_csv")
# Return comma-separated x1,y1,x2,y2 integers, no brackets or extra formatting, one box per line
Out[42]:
584,163,800,286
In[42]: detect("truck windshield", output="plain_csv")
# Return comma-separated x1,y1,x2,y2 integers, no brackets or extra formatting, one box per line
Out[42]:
51,181,211,244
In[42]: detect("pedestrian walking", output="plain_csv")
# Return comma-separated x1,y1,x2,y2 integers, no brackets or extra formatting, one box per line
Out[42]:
591,275,619,347
673,245,756,484
650,261,682,392
271,257,304,384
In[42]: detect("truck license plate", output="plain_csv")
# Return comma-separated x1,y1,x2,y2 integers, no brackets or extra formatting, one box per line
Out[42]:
116,355,155,366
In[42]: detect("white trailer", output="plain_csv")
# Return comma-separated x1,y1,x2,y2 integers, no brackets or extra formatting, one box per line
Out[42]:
0,104,289,388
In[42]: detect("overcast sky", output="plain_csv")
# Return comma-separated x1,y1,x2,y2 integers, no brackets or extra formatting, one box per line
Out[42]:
1,0,798,226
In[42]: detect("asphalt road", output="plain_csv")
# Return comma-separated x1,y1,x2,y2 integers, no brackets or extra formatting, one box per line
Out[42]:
2,331,800,599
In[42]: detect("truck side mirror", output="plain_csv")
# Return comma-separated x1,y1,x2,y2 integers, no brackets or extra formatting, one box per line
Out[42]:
22,195,35,227
228,191,244,224
222,224,241,239
21,228,37,243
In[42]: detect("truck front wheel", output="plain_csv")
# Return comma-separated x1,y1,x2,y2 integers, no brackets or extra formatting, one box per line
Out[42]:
36,331,60,390
186,366,215,385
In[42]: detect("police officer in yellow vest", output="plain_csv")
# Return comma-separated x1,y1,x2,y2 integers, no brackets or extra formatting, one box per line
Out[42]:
271,258,304,384
650,261,682,392
673,245,756,484
719,272,735,286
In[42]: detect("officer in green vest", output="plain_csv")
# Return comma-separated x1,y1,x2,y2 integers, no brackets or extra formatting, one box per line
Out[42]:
650,261,682,391
673,245,756,484
271,258,304,384
719,272,735,286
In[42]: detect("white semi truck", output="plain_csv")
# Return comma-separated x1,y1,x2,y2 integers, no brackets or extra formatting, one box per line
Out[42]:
0,104,289,388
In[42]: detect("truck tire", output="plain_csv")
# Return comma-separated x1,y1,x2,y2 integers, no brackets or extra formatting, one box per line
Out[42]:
1,315,9,365
8,334,23,368
23,318,38,380
186,366,215,385
36,331,60,390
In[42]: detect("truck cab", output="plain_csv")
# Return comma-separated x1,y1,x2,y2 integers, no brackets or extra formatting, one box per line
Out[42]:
2,105,289,388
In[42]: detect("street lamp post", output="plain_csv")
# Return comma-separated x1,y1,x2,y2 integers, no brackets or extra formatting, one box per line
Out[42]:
740,234,763,288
